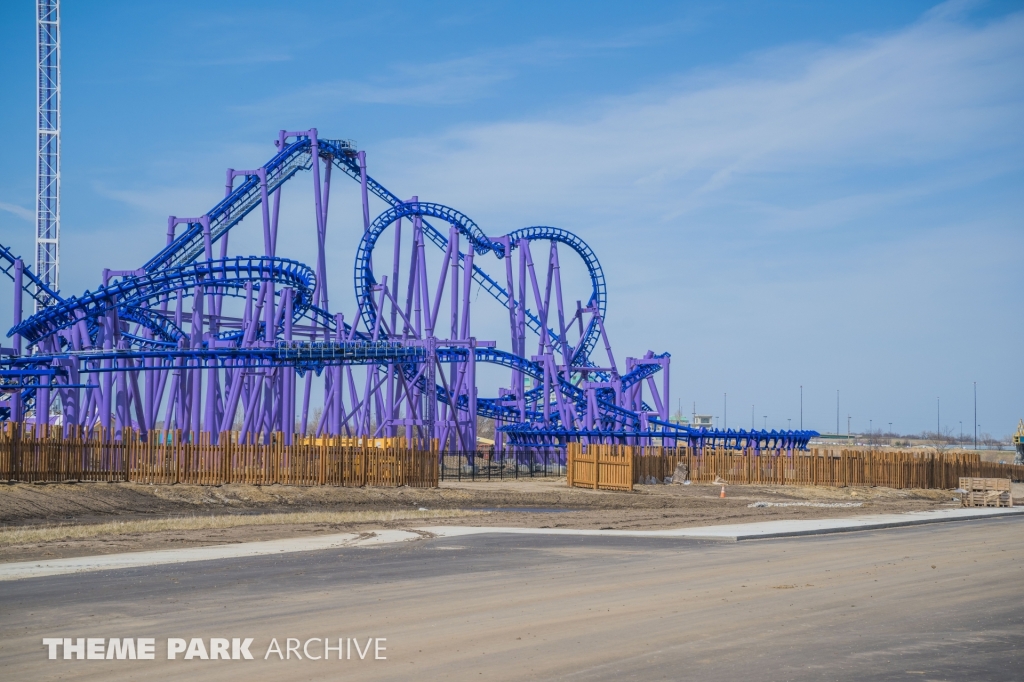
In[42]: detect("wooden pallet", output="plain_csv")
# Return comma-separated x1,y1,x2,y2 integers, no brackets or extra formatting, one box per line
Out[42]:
959,477,1013,507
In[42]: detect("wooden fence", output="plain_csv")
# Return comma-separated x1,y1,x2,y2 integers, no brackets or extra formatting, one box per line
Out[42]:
0,424,438,487
566,443,634,491
649,447,1024,489
570,444,1024,491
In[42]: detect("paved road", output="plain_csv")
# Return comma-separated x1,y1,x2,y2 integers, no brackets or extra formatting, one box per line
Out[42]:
1,517,1021,681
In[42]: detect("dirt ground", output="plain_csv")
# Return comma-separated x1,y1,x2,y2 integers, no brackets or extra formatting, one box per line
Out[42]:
0,477,984,564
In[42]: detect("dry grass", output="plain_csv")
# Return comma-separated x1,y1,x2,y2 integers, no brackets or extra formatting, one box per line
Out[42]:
0,509,483,546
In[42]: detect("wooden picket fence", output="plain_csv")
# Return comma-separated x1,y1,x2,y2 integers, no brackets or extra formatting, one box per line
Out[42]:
568,444,1024,492
0,423,438,487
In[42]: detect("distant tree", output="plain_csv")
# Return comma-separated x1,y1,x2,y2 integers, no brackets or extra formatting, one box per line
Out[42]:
306,407,322,436
931,426,956,455
476,416,496,440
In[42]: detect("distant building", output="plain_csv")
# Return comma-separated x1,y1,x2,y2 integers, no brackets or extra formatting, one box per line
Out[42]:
693,414,713,430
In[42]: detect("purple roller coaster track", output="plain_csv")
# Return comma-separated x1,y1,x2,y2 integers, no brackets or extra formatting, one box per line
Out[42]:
0,129,816,458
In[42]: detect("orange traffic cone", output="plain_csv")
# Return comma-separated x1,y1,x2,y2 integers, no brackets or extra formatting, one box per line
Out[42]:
720,485,726,498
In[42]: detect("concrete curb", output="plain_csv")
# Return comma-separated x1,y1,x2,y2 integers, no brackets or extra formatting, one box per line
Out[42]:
425,507,1024,542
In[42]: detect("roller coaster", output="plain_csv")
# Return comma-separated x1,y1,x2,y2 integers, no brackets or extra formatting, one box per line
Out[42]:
1,129,817,456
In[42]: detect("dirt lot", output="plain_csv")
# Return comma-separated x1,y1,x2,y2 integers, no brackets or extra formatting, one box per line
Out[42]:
0,478,977,564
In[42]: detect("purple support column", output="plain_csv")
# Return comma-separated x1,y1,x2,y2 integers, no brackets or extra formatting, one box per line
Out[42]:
516,244,527,419
12,258,23,355
65,354,80,436
283,288,294,444
390,211,403,335
190,284,204,442
468,338,477,449
310,132,331,319
115,338,129,439
11,259,23,422
460,248,474,340
100,306,113,435
450,227,459,340
550,244,572,382
35,337,51,436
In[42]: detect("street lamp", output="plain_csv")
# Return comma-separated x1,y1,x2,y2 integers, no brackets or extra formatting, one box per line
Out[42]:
763,415,767,430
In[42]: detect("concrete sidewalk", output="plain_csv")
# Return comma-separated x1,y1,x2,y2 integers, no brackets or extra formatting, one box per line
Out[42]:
1,506,1020,582
428,506,1024,541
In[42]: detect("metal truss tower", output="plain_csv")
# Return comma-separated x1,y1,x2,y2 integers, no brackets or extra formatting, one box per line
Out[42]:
35,0,60,310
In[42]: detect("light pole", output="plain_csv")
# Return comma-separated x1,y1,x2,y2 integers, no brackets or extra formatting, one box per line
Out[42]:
888,422,892,446
724,393,727,431
788,418,791,430
959,421,963,446
751,405,754,431
800,385,803,430
847,415,851,442
836,390,840,436
763,415,767,430
974,382,977,450
937,397,940,439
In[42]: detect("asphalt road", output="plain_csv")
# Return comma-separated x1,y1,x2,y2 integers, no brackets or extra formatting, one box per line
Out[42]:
1,517,1021,681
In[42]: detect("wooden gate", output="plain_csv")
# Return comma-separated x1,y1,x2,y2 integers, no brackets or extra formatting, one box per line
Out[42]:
566,443,634,491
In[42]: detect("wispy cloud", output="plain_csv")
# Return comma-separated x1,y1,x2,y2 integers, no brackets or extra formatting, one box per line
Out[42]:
342,53,517,106
0,202,32,221
234,29,667,118
373,8,1024,234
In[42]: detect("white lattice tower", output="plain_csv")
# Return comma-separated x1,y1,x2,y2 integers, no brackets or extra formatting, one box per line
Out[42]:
35,0,60,310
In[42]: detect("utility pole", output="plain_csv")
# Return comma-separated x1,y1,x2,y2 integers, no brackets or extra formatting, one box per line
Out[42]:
35,0,61,309
800,385,803,430
974,382,977,450
751,405,754,431
836,390,840,436
724,393,727,431
937,397,940,438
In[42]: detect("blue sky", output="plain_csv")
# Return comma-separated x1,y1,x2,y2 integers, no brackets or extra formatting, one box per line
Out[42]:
0,0,1022,438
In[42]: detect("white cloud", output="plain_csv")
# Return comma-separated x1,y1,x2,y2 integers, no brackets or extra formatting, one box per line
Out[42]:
372,8,1024,232
0,201,33,222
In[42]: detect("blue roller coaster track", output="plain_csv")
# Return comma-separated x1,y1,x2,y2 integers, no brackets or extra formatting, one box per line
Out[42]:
1,129,817,452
